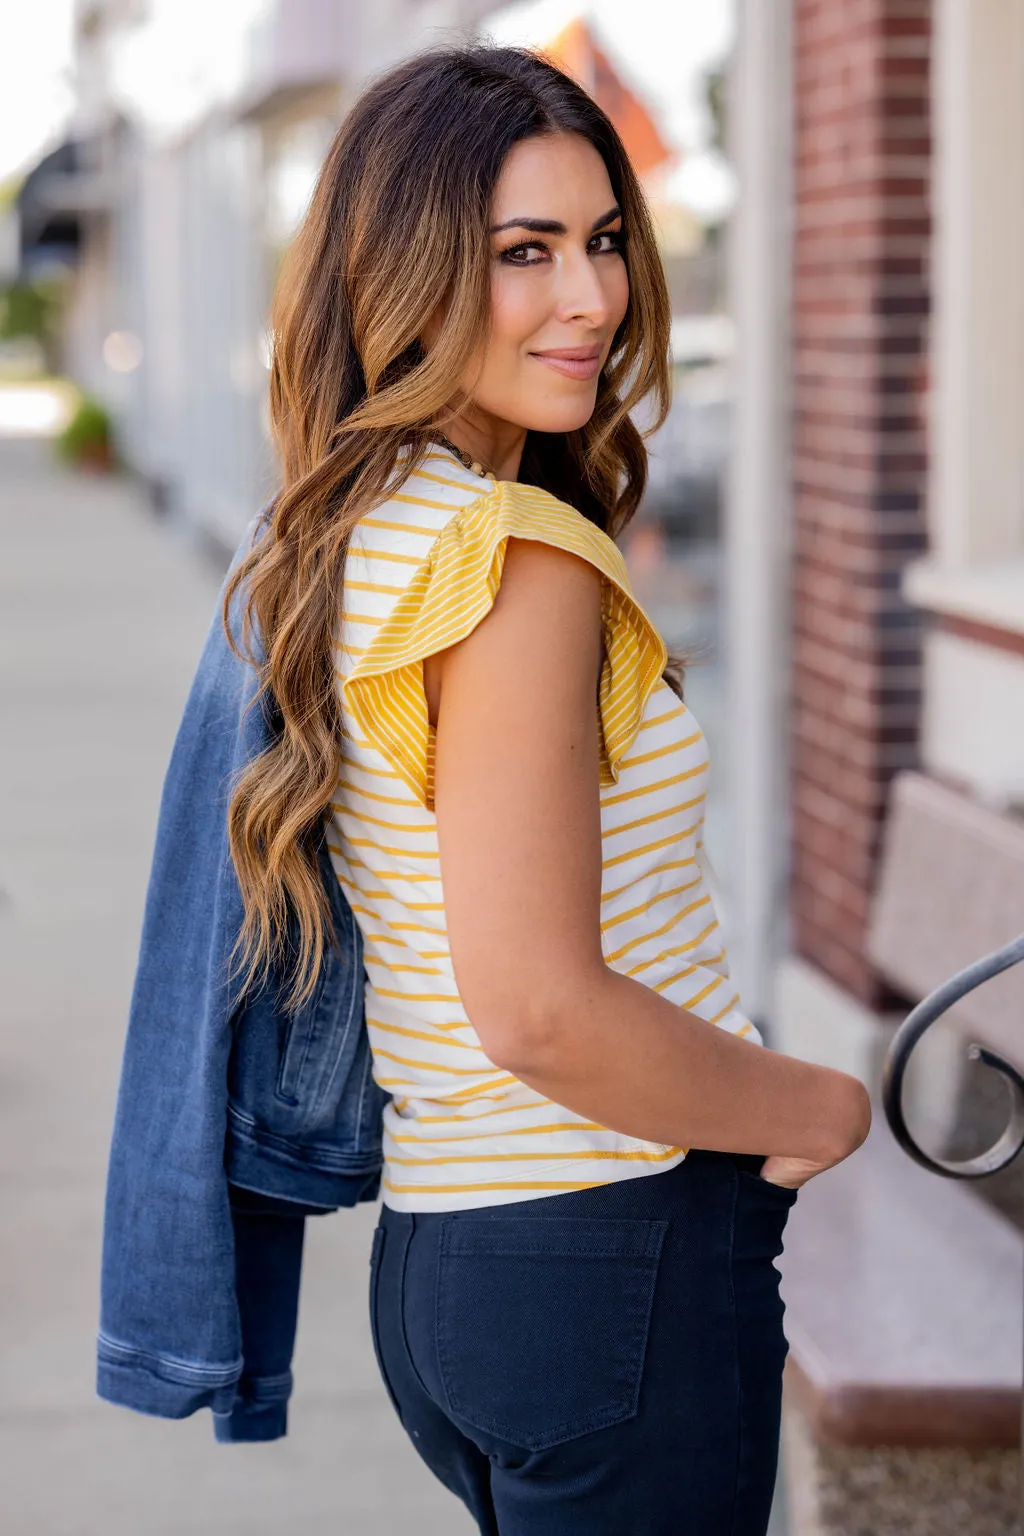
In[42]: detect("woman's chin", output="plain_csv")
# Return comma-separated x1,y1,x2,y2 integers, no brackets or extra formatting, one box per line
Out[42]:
515,396,601,437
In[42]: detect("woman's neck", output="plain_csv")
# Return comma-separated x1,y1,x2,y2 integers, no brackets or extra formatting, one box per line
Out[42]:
441,412,527,482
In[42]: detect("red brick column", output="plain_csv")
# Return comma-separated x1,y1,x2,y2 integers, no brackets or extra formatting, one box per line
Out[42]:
791,0,932,1005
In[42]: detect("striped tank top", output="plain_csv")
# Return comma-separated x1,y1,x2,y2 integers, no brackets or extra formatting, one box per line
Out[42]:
329,443,762,1212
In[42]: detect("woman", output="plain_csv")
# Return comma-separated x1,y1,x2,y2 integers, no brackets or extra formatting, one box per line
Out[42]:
227,45,870,1535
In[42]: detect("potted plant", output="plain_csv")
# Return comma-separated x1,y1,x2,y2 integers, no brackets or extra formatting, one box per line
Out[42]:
55,393,116,472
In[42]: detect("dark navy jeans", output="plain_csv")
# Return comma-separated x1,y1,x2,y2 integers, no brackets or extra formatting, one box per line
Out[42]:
367,1149,797,1534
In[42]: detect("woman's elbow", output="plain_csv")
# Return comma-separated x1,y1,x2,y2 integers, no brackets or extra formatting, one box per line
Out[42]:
459,964,601,1075
482,1021,552,1075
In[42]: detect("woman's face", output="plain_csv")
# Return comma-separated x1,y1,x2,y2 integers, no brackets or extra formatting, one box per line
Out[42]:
439,132,630,438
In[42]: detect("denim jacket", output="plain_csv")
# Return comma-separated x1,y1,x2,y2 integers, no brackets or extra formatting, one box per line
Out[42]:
97,509,388,1443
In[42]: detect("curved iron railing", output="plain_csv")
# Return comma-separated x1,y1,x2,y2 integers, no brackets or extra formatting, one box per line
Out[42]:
881,932,1024,1180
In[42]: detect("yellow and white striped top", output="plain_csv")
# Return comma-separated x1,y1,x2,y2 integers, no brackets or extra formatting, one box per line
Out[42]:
330,444,761,1212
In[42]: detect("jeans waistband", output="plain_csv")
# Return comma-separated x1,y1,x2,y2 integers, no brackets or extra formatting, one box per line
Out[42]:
377,1147,771,1231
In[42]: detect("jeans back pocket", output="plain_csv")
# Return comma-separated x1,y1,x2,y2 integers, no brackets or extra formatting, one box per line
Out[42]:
435,1214,668,1452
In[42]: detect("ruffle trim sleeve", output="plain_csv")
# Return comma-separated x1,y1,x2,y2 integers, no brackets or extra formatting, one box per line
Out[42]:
341,481,668,810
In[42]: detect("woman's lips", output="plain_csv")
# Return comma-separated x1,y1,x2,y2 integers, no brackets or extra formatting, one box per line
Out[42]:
529,346,603,382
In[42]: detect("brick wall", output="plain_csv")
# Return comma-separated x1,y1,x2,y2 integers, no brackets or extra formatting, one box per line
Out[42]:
791,0,931,1005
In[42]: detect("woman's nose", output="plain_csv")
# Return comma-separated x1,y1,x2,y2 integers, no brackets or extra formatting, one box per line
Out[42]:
553,246,611,326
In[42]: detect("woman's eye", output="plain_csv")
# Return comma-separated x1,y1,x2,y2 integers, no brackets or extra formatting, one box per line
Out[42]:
497,231,625,265
589,229,625,255
499,241,548,266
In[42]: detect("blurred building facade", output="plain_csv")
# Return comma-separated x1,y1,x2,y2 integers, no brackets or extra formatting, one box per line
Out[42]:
729,0,1024,1194
729,0,934,1059
729,1,1023,1526
25,0,499,543
23,1,729,551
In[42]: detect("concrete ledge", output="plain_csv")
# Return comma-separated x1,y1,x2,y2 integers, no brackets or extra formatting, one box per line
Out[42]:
785,1372,1020,1452
904,556,1024,639
868,770,1024,1061
778,1124,1022,1451
771,954,902,1092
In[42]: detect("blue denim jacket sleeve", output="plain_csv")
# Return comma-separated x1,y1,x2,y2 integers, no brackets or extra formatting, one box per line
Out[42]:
97,511,386,1442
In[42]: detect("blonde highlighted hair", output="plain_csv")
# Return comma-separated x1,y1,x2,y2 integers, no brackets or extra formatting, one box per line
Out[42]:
225,44,676,1009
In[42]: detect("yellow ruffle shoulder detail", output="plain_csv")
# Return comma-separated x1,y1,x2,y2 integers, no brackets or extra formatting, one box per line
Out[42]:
341,481,669,810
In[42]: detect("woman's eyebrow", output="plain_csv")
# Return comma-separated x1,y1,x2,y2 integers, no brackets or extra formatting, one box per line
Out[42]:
489,204,622,235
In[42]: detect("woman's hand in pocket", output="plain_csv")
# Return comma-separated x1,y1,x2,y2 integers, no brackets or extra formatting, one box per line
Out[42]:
758,1153,835,1191
760,1075,872,1191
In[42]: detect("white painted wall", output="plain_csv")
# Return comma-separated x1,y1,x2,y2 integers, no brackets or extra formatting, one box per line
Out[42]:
907,0,1024,809
927,0,1024,569
920,631,1024,811
724,0,793,1029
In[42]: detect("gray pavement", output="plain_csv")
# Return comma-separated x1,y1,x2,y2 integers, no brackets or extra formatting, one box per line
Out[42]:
0,433,475,1535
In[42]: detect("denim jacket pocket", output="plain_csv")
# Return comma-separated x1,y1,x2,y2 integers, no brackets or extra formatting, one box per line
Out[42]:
228,837,386,1156
272,942,358,1123
435,1214,668,1452
270,843,368,1135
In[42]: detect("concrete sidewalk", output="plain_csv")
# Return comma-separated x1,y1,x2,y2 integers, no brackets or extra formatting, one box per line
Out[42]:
0,434,474,1534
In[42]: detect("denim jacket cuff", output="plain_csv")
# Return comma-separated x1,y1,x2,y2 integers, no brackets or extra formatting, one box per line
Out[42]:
212,1396,289,1442
96,1336,239,1421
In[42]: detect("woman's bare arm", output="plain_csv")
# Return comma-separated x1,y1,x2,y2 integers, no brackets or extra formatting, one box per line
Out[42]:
427,537,870,1171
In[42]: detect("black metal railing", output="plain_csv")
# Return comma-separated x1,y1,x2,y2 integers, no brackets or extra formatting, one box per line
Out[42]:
882,932,1024,1178
882,931,1024,1505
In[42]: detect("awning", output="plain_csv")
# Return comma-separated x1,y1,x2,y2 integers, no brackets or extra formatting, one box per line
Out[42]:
16,136,117,274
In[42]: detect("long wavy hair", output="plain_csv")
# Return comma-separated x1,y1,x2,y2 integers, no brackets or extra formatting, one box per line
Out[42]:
225,44,676,1009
